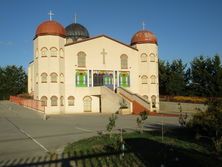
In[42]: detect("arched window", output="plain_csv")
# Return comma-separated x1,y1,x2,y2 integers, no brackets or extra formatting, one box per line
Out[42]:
143,95,148,101
141,75,148,84
50,47,58,57
40,96,47,106
77,51,86,67
60,73,64,83
68,96,75,106
151,95,156,108
150,53,155,62
51,96,58,106
59,48,64,58
83,96,92,112
50,73,58,83
120,54,128,69
60,96,64,106
35,49,39,59
36,73,38,84
41,47,48,57
150,75,156,84
141,53,147,62
41,73,47,83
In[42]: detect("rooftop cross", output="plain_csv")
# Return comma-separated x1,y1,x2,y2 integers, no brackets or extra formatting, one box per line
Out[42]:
142,21,145,30
48,10,54,21
74,13,77,23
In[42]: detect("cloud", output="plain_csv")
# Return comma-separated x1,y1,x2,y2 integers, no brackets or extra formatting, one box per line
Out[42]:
0,41,13,46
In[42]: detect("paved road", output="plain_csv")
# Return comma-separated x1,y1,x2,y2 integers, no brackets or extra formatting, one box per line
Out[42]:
0,101,179,162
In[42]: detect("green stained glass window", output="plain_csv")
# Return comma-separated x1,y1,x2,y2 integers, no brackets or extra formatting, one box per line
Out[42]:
119,72,130,87
76,71,87,87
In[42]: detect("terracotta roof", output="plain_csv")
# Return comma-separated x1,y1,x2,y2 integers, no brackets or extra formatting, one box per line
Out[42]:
131,30,158,45
35,20,66,38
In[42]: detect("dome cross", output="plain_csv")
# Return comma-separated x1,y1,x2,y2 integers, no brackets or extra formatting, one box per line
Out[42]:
48,10,54,21
142,21,145,30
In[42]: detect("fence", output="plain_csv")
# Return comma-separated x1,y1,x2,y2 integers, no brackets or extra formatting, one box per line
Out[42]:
9,96,45,112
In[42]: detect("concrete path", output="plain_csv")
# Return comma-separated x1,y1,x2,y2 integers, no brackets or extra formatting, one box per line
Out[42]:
0,101,179,162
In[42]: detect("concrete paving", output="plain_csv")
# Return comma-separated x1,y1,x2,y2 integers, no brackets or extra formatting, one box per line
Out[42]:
0,101,179,162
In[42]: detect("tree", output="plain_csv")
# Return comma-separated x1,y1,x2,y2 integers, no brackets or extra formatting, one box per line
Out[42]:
0,65,27,100
137,111,148,133
189,55,222,97
106,114,118,138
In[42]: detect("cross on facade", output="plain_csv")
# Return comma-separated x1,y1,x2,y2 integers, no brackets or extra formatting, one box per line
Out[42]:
142,21,145,30
101,48,107,64
48,10,54,21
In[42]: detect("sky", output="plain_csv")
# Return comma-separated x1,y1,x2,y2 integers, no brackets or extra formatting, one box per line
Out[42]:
0,0,222,70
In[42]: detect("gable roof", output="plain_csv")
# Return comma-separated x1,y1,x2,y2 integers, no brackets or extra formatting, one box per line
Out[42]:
65,35,138,51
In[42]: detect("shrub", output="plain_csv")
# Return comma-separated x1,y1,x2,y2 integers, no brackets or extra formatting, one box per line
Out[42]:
137,111,148,133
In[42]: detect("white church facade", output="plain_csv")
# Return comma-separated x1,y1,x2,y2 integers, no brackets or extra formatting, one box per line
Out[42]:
28,17,159,115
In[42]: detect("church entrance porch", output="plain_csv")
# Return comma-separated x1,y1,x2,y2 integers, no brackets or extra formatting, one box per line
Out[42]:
93,71,113,89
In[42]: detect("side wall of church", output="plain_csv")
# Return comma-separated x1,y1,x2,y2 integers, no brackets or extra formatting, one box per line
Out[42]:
33,35,65,114
135,43,159,112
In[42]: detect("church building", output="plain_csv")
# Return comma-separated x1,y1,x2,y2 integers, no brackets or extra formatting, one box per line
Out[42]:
28,15,159,114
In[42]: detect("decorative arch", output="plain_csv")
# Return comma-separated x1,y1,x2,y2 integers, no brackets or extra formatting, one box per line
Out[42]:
40,96,47,106
59,48,64,58
150,75,156,84
41,47,48,57
83,96,92,112
41,73,47,83
141,75,148,84
151,95,156,108
50,47,58,57
150,53,155,62
141,53,147,62
77,51,86,67
120,54,128,69
143,95,148,101
51,96,58,106
50,73,58,83
68,96,75,106
60,73,64,83
60,96,64,106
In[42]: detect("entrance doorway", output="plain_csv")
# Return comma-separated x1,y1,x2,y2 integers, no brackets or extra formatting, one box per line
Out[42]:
83,96,92,112
93,73,113,89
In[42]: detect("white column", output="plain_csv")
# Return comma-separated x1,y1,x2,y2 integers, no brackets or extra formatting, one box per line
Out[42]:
87,70,90,87
117,71,119,87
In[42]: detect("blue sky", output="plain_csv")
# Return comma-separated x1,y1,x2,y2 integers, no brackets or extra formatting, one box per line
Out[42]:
0,0,221,70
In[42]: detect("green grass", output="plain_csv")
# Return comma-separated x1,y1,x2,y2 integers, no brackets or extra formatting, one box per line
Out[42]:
63,129,222,167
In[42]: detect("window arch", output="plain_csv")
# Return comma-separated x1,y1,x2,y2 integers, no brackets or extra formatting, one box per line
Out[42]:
40,96,47,106
143,95,148,101
120,54,128,69
83,96,92,112
151,95,156,108
68,96,75,106
50,47,58,57
41,47,48,57
41,73,47,83
51,96,58,106
150,53,155,62
77,51,86,67
60,96,64,106
59,48,64,58
60,73,64,83
141,75,148,84
50,73,58,83
141,53,147,62
35,49,39,58
150,75,156,84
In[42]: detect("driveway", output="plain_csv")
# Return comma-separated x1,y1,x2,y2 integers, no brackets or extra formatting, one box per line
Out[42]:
0,101,179,162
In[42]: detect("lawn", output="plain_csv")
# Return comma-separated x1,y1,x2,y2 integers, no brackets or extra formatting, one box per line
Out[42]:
63,128,222,167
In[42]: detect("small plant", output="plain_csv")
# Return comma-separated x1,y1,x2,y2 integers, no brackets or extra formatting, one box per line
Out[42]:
178,103,187,127
106,114,118,138
137,111,148,133
119,99,128,109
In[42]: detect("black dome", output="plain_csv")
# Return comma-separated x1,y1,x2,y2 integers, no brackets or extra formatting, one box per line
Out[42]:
65,23,89,43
